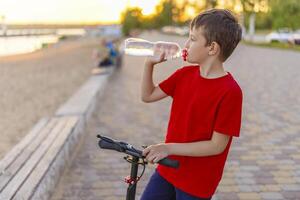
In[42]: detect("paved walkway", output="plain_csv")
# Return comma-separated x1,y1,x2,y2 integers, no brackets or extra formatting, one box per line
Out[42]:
51,32,300,200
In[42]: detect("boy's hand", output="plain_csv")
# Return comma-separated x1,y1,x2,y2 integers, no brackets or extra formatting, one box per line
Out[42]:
142,143,170,164
145,51,166,66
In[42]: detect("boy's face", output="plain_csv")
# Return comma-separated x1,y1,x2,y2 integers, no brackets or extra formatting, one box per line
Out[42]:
184,27,211,64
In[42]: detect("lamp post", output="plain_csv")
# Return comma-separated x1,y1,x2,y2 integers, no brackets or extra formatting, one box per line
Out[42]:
1,15,7,36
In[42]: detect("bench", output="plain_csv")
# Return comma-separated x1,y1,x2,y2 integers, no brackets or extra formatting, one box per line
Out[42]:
0,116,79,200
0,64,115,200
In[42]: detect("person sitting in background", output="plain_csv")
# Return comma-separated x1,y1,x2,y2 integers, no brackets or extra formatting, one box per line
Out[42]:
97,38,118,67
91,38,121,74
93,38,117,67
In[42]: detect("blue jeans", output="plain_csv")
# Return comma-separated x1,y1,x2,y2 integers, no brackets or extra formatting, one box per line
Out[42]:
140,170,212,200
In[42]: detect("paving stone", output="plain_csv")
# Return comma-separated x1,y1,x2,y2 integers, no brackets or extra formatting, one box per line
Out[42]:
260,192,284,200
257,160,277,165
254,171,273,178
219,178,236,185
280,184,300,191
294,176,300,184
240,163,261,169
222,172,235,178
274,177,297,184
271,170,293,177
235,171,254,178
260,184,281,192
214,192,239,200
294,170,300,176
238,185,261,192
241,155,258,160
278,159,296,165
237,192,262,200
235,178,256,185
255,177,276,185
277,165,297,170
217,185,239,192
239,160,259,165
281,191,300,200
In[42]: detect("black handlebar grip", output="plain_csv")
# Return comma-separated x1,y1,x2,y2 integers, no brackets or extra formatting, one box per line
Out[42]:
98,139,123,152
158,157,179,169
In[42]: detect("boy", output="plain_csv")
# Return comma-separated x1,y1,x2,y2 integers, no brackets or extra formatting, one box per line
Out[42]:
140,9,243,200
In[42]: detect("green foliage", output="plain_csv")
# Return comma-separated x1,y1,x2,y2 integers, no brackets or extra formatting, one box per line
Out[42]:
120,7,143,36
205,0,218,9
255,12,272,30
59,35,67,40
154,0,175,26
240,0,300,30
41,43,48,48
120,0,183,35
140,16,157,29
243,40,300,52
119,0,300,34
269,0,300,30
244,12,272,30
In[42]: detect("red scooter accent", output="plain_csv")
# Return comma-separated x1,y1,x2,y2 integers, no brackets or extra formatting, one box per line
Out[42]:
125,175,140,185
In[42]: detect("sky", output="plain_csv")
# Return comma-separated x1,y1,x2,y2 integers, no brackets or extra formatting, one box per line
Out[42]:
0,0,161,24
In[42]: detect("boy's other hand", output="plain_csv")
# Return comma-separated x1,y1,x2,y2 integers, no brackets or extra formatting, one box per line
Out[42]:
142,143,170,164
145,51,166,66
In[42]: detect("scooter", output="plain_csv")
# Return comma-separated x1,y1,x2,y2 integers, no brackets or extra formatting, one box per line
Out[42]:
97,135,179,200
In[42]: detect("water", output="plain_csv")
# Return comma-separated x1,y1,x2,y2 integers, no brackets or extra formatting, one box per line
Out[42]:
125,48,154,56
0,28,86,57
0,35,59,57
124,38,182,60
125,47,182,60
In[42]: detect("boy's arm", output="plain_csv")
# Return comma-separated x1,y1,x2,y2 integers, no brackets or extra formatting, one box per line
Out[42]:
143,131,231,163
166,131,231,157
141,55,168,103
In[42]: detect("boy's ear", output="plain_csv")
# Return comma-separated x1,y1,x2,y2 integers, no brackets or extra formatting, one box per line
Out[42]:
208,41,220,56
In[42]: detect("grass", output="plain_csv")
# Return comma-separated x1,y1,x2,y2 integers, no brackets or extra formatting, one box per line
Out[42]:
255,29,272,35
242,40,300,52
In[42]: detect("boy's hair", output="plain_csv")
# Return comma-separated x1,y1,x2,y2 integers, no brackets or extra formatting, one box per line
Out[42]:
190,9,242,62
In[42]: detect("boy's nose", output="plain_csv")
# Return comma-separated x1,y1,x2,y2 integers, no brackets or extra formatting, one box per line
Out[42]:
184,40,190,49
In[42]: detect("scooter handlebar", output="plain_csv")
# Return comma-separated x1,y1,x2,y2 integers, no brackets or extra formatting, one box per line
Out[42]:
158,157,179,169
97,135,179,169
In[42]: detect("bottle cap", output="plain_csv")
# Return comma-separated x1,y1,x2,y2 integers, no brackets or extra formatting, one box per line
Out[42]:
182,49,188,61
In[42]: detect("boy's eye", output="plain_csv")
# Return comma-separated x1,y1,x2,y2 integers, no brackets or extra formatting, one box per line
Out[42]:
189,36,196,41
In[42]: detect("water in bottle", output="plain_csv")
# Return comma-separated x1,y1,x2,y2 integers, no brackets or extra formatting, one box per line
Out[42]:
124,38,187,61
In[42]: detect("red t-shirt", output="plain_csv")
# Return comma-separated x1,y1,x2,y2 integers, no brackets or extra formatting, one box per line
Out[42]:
157,65,243,198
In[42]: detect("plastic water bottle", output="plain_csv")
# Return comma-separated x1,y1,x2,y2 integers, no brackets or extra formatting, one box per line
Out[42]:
124,38,187,61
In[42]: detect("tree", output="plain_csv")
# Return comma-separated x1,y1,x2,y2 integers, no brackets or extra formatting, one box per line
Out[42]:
240,0,269,40
270,0,300,30
187,0,214,13
205,0,218,9
154,0,176,27
173,0,189,25
120,7,143,36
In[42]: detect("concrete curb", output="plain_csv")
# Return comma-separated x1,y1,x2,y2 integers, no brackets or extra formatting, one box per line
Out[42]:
42,67,116,199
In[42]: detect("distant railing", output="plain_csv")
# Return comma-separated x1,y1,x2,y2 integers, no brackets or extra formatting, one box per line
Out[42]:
0,28,86,37
0,29,56,37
